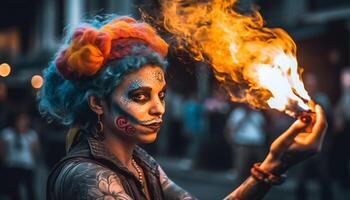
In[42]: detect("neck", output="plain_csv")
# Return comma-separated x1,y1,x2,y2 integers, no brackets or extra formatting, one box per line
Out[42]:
103,128,136,168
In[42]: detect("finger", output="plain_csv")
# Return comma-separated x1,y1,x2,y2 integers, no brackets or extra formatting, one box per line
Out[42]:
276,119,308,146
308,104,328,143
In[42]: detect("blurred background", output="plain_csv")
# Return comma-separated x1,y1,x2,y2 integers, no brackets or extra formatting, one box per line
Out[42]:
0,0,349,199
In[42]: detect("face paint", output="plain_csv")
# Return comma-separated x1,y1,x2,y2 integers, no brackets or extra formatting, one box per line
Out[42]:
111,97,162,126
110,84,159,136
120,79,143,106
110,98,138,135
115,116,136,135
107,65,166,141
116,78,163,125
152,71,164,83
112,79,146,124
147,69,165,84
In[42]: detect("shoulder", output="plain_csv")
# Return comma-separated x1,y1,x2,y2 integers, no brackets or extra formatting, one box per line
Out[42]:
0,128,14,139
157,165,197,200
231,108,245,116
251,110,265,119
51,160,132,200
228,108,244,122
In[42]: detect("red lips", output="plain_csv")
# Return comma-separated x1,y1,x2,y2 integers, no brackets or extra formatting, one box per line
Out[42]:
141,122,161,131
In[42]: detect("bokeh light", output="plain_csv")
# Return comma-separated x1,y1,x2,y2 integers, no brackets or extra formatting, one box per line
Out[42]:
0,63,11,77
31,75,43,89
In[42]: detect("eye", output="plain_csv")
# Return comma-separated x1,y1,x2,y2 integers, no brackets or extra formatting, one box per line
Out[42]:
159,91,166,101
130,92,149,103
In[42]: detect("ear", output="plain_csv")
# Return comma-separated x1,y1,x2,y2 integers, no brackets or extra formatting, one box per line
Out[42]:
87,96,104,115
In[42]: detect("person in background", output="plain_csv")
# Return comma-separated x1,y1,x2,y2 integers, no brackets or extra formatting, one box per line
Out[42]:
225,104,267,183
201,85,231,169
182,92,204,167
163,89,185,156
0,112,40,200
0,82,9,192
333,67,350,188
0,82,9,129
304,73,331,114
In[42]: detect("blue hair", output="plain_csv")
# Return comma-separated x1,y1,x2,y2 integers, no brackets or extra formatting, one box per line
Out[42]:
37,16,168,126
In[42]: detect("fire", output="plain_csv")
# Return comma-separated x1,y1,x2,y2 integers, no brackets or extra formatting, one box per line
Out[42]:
160,0,311,116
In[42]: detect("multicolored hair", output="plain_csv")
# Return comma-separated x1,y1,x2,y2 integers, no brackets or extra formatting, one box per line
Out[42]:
37,16,168,127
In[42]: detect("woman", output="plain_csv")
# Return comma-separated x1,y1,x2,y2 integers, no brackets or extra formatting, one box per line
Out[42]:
39,16,327,200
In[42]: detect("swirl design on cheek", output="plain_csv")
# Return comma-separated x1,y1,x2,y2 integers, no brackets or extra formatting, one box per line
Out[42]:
125,126,136,135
115,116,136,135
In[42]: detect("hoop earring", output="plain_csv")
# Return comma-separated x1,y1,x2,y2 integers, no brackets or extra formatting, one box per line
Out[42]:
94,115,105,140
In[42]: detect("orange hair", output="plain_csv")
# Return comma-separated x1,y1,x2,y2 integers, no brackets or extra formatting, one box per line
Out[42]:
56,17,168,80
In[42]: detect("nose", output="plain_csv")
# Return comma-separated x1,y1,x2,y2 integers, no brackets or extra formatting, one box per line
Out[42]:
149,97,165,117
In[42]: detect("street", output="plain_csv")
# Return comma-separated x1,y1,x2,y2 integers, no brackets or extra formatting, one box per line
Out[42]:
159,157,350,200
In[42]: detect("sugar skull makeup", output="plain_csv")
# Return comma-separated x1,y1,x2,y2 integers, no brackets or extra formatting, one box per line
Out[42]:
107,65,166,143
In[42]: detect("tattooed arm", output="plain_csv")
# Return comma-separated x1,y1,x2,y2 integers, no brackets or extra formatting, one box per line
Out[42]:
224,105,327,200
54,161,133,200
158,166,198,200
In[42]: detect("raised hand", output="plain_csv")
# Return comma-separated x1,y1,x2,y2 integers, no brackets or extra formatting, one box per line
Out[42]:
260,105,328,174
224,105,328,200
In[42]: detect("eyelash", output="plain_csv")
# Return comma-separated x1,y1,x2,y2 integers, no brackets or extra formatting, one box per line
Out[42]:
129,91,166,103
131,92,149,103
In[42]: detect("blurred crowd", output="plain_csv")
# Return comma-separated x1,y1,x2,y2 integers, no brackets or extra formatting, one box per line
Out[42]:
0,68,349,200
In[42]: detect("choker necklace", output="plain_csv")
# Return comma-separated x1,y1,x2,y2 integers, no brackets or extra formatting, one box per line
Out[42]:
131,159,144,188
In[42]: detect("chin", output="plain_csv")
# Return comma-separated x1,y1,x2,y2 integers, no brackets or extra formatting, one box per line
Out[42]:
138,131,158,143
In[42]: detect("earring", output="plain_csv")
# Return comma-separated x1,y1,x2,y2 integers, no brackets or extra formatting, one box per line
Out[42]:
94,114,105,140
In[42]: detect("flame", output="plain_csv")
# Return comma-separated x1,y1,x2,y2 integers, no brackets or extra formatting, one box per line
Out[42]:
161,0,311,116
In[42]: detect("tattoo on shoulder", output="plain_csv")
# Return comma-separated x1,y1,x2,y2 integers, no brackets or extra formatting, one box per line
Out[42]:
64,162,133,200
90,168,132,199
158,166,197,200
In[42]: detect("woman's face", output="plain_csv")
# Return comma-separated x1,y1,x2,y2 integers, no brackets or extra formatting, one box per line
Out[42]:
105,65,166,143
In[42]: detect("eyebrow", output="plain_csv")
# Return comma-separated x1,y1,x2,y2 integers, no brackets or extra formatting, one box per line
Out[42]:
127,84,167,94
128,86,152,93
